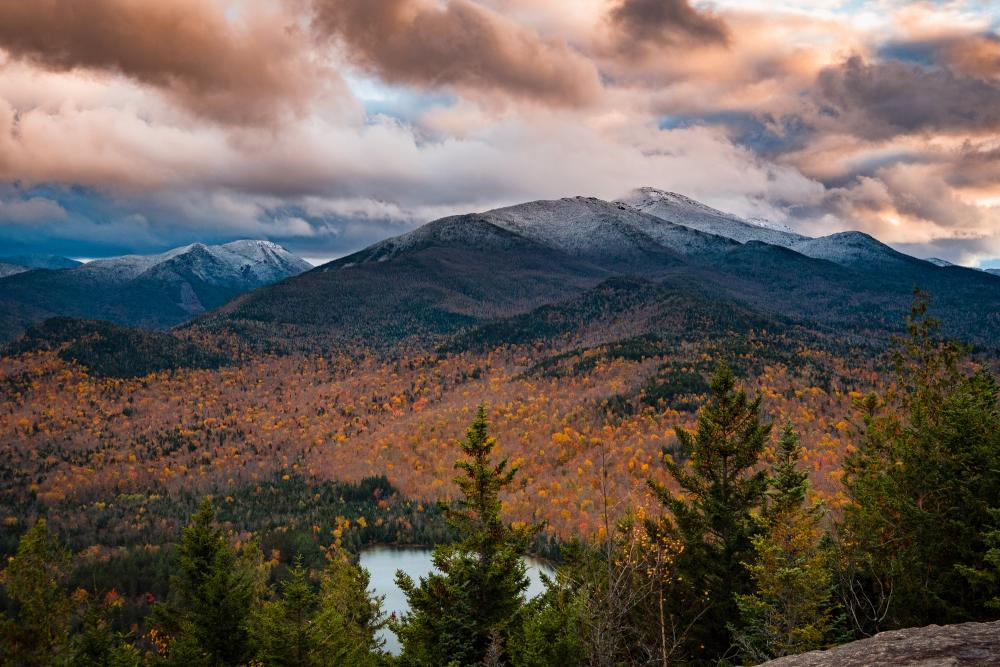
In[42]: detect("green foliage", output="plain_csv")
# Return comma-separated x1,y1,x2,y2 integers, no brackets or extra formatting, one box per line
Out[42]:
250,558,316,666
0,519,73,666
646,361,772,663
734,424,843,662
767,423,809,517
153,498,267,666
509,568,587,667
840,291,1000,631
250,551,387,667
956,509,1000,611
394,405,541,666
308,549,387,666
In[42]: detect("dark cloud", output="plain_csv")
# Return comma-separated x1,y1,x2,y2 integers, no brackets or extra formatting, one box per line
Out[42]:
880,33,1000,81
0,0,318,125
312,0,602,106
607,0,729,54
816,56,1000,140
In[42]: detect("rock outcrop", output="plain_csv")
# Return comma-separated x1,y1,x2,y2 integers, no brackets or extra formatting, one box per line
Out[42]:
761,621,1000,666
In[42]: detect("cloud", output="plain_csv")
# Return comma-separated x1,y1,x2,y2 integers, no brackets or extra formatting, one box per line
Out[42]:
816,56,1000,140
0,0,322,124
311,0,602,107
606,0,729,55
0,0,998,268
0,195,68,223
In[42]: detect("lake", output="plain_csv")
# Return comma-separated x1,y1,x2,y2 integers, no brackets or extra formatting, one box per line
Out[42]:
359,546,555,655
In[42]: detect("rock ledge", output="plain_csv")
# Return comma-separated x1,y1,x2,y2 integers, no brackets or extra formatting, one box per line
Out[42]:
761,620,1000,666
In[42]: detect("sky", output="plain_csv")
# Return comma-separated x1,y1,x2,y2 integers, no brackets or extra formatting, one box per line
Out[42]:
0,0,998,267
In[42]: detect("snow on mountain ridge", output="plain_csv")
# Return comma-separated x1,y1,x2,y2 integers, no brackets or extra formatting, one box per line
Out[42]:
746,217,796,234
788,231,925,269
81,240,310,283
617,187,807,247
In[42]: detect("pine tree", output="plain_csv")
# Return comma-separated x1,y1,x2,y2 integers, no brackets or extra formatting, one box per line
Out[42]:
394,405,541,666
0,519,73,667
840,292,1000,630
250,549,386,667
308,547,387,666
767,423,808,516
646,361,771,663
250,557,317,666
733,424,841,662
957,509,1000,611
153,498,267,666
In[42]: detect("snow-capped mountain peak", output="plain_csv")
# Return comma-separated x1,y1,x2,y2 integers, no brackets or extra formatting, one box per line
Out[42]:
79,240,311,284
617,187,806,247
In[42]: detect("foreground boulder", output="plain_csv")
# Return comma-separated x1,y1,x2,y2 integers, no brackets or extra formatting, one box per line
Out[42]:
761,621,1000,666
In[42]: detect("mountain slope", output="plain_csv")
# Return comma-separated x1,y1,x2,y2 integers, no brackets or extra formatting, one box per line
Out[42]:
0,240,310,340
196,225,609,350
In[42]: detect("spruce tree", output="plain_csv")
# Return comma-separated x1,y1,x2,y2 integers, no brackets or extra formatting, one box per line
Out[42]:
767,423,808,516
840,293,1000,630
646,361,771,663
0,519,73,667
734,424,841,662
308,547,387,666
250,558,317,666
394,405,540,666
153,498,266,666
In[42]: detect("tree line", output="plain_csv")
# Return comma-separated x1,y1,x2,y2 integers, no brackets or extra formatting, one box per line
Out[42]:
2,294,999,665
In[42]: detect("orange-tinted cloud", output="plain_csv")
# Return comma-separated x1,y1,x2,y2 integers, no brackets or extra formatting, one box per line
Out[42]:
311,0,602,107
0,0,319,125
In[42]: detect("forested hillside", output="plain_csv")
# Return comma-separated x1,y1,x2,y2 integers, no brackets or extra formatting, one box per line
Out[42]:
2,293,998,664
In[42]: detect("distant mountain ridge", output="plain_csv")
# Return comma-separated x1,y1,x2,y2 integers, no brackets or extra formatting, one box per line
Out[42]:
194,190,1000,351
0,240,310,340
0,254,81,270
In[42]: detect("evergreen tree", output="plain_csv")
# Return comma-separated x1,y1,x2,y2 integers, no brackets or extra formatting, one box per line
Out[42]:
733,424,842,662
251,549,386,667
767,423,808,517
69,589,142,667
840,292,1000,631
394,405,541,666
250,557,317,666
508,541,592,667
153,498,267,666
308,547,387,666
510,573,586,667
646,361,771,663
957,509,1000,612
0,519,73,667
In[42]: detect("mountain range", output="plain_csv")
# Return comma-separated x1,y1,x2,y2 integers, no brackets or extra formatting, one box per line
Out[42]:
0,240,310,340
4,189,999,354
194,188,1000,353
